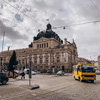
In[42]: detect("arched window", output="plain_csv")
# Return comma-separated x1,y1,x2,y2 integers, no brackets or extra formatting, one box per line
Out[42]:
40,44,41,48
42,44,43,48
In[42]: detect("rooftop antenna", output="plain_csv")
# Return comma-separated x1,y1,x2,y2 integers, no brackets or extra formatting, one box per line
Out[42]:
8,46,10,51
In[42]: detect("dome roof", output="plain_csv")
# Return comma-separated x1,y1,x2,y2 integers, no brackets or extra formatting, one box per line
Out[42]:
33,23,63,43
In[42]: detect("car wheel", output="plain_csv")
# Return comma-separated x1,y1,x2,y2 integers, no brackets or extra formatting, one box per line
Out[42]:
2,80,7,85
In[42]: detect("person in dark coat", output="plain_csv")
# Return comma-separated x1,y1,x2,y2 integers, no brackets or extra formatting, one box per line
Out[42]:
21,71,25,79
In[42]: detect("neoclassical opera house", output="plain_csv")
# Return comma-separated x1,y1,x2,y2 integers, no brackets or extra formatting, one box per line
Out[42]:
0,23,78,72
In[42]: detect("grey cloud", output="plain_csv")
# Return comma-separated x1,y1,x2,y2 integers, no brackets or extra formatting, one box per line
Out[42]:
8,0,17,3
1,0,100,60
0,20,28,41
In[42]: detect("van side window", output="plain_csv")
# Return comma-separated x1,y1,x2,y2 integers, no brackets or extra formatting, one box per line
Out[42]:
78,65,81,71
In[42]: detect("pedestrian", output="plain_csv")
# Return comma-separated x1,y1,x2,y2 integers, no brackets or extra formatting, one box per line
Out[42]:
21,71,25,79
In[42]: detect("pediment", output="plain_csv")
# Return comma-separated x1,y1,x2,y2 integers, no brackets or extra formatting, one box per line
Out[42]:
34,37,49,43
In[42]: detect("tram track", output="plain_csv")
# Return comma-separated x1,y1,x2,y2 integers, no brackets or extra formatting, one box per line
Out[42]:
1,81,78,100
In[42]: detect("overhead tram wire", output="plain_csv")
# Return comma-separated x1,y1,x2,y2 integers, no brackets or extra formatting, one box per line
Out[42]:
53,20,100,40
74,0,95,21
52,20,100,29
10,0,26,26
3,0,45,28
3,0,100,30
89,0,100,38
90,0,100,15
2,0,26,51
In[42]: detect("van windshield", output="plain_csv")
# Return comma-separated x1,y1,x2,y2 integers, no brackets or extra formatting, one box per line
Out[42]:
81,65,95,72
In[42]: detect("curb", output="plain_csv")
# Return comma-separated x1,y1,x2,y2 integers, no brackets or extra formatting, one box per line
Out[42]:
20,84,40,90
29,84,40,90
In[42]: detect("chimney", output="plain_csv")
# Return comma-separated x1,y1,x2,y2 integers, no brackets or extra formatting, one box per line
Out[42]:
64,38,67,45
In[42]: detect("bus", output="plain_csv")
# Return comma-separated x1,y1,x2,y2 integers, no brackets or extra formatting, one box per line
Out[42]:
73,64,96,83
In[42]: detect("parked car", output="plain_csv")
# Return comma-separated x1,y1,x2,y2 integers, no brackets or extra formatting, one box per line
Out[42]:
47,70,52,74
34,70,40,74
14,70,23,74
95,69,100,75
0,72,9,85
57,70,64,76
40,70,47,73
24,69,29,74
32,71,36,75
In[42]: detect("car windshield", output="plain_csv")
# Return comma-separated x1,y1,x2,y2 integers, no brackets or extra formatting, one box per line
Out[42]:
81,65,95,72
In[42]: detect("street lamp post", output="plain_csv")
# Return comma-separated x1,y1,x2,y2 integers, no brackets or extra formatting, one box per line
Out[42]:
49,48,53,72
25,52,27,68
2,31,5,52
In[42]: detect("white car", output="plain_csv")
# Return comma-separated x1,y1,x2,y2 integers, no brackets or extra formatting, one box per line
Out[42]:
95,69,100,75
24,68,29,74
14,70,22,74
57,71,64,76
14,70,19,73
32,71,36,75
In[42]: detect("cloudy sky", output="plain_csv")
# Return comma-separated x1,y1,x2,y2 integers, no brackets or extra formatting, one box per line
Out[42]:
0,0,100,61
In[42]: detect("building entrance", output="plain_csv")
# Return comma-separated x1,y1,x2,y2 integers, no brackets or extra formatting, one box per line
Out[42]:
62,66,65,71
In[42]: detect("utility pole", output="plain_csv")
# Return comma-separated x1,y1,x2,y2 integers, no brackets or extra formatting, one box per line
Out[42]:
2,31,5,52
50,49,51,70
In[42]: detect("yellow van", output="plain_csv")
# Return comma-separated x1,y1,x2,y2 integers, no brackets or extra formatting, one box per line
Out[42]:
73,64,96,83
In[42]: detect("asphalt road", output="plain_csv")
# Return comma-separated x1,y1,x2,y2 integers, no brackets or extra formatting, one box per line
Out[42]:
0,74,100,100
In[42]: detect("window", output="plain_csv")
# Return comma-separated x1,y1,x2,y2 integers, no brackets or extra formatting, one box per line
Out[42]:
56,52,59,54
40,44,41,48
35,66,37,69
53,57,54,63
19,60,21,64
45,57,48,63
34,54,37,56
57,57,60,63
44,43,46,48
34,61,37,64
37,44,39,48
73,50,75,54
34,58,37,64
40,58,42,63
0,73,2,76
42,44,43,48
46,66,48,68
22,60,24,64
57,66,60,68
40,66,42,68
47,43,48,47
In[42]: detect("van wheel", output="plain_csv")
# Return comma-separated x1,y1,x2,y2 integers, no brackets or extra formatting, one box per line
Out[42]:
91,80,94,83
2,80,7,85
79,77,83,82
74,76,76,80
